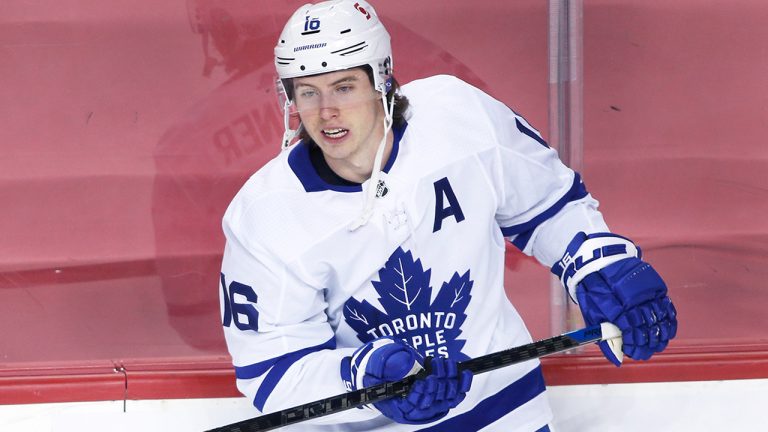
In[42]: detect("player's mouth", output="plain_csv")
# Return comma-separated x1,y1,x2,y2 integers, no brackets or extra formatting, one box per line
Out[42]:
322,128,349,140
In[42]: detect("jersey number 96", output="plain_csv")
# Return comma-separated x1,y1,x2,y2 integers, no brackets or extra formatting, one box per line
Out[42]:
220,273,260,332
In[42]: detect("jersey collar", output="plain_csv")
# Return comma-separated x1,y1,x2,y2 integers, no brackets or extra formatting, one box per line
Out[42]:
288,122,407,193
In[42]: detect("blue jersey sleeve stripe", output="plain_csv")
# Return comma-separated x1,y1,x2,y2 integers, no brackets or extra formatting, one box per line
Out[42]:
500,172,588,240
234,337,336,380
416,366,546,431
510,230,535,251
249,337,336,411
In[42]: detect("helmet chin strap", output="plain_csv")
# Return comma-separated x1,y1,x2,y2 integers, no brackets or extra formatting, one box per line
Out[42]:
348,86,395,231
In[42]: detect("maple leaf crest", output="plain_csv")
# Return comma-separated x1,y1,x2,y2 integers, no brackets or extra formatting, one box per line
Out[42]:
343,247,473,360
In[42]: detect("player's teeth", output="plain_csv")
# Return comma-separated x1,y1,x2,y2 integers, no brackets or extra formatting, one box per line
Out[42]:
323,128,348,137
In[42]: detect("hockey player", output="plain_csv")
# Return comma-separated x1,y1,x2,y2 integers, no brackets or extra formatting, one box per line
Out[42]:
219,0,678,430
153,0,486,352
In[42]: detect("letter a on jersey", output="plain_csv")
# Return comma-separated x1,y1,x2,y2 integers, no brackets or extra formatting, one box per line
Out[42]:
433,177,465,232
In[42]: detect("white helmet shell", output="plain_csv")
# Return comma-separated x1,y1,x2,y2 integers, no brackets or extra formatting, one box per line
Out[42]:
274,0,393,94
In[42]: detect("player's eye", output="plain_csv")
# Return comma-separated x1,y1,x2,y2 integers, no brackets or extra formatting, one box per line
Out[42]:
298,89,317,99
336,85,353,94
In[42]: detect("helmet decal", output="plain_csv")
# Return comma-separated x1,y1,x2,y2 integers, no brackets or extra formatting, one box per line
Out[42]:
303,16,322,34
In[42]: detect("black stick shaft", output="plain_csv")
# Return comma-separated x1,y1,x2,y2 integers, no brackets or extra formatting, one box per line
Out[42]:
206,324,606,432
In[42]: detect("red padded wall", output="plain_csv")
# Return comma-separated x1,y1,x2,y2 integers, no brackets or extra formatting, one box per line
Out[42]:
1,0,766,403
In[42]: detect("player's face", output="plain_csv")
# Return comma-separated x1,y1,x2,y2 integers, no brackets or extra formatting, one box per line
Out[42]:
293,68,384,182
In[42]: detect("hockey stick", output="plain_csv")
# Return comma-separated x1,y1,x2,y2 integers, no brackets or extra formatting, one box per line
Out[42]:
205,322,622,432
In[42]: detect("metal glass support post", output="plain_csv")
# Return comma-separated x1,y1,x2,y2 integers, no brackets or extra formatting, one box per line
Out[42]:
548,0,584,336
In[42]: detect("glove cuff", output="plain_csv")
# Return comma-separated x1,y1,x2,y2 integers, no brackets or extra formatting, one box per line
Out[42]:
552,232,640,301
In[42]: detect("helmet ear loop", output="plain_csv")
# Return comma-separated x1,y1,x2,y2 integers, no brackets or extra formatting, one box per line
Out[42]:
281,98,300,149
277,77,301,149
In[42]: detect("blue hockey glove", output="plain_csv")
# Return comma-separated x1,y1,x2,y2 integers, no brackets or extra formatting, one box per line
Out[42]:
340,337,472,425
553,232,678,366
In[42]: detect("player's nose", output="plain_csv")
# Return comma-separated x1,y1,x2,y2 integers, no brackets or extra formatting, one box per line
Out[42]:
319,106,339,120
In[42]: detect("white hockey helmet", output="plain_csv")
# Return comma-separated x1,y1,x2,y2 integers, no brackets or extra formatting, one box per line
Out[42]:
274,0,393,96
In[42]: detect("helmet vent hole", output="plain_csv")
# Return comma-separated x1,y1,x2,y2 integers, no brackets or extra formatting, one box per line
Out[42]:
340,29,351,34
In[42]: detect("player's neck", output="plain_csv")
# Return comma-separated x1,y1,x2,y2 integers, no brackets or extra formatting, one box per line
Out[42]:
325,130,394,184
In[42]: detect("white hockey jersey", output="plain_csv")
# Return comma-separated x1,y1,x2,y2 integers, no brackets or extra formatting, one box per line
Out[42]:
219,75,609,431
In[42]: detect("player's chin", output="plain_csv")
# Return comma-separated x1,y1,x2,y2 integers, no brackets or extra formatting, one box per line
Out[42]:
316,144,351,163
315,140,353,160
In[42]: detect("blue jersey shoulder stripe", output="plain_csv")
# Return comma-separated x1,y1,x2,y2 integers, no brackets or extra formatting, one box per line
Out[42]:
515,118,549,148
500,172,588,243
417,366,546,431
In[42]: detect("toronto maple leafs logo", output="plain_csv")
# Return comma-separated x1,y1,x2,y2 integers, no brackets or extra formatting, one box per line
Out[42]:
343,247,473,360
